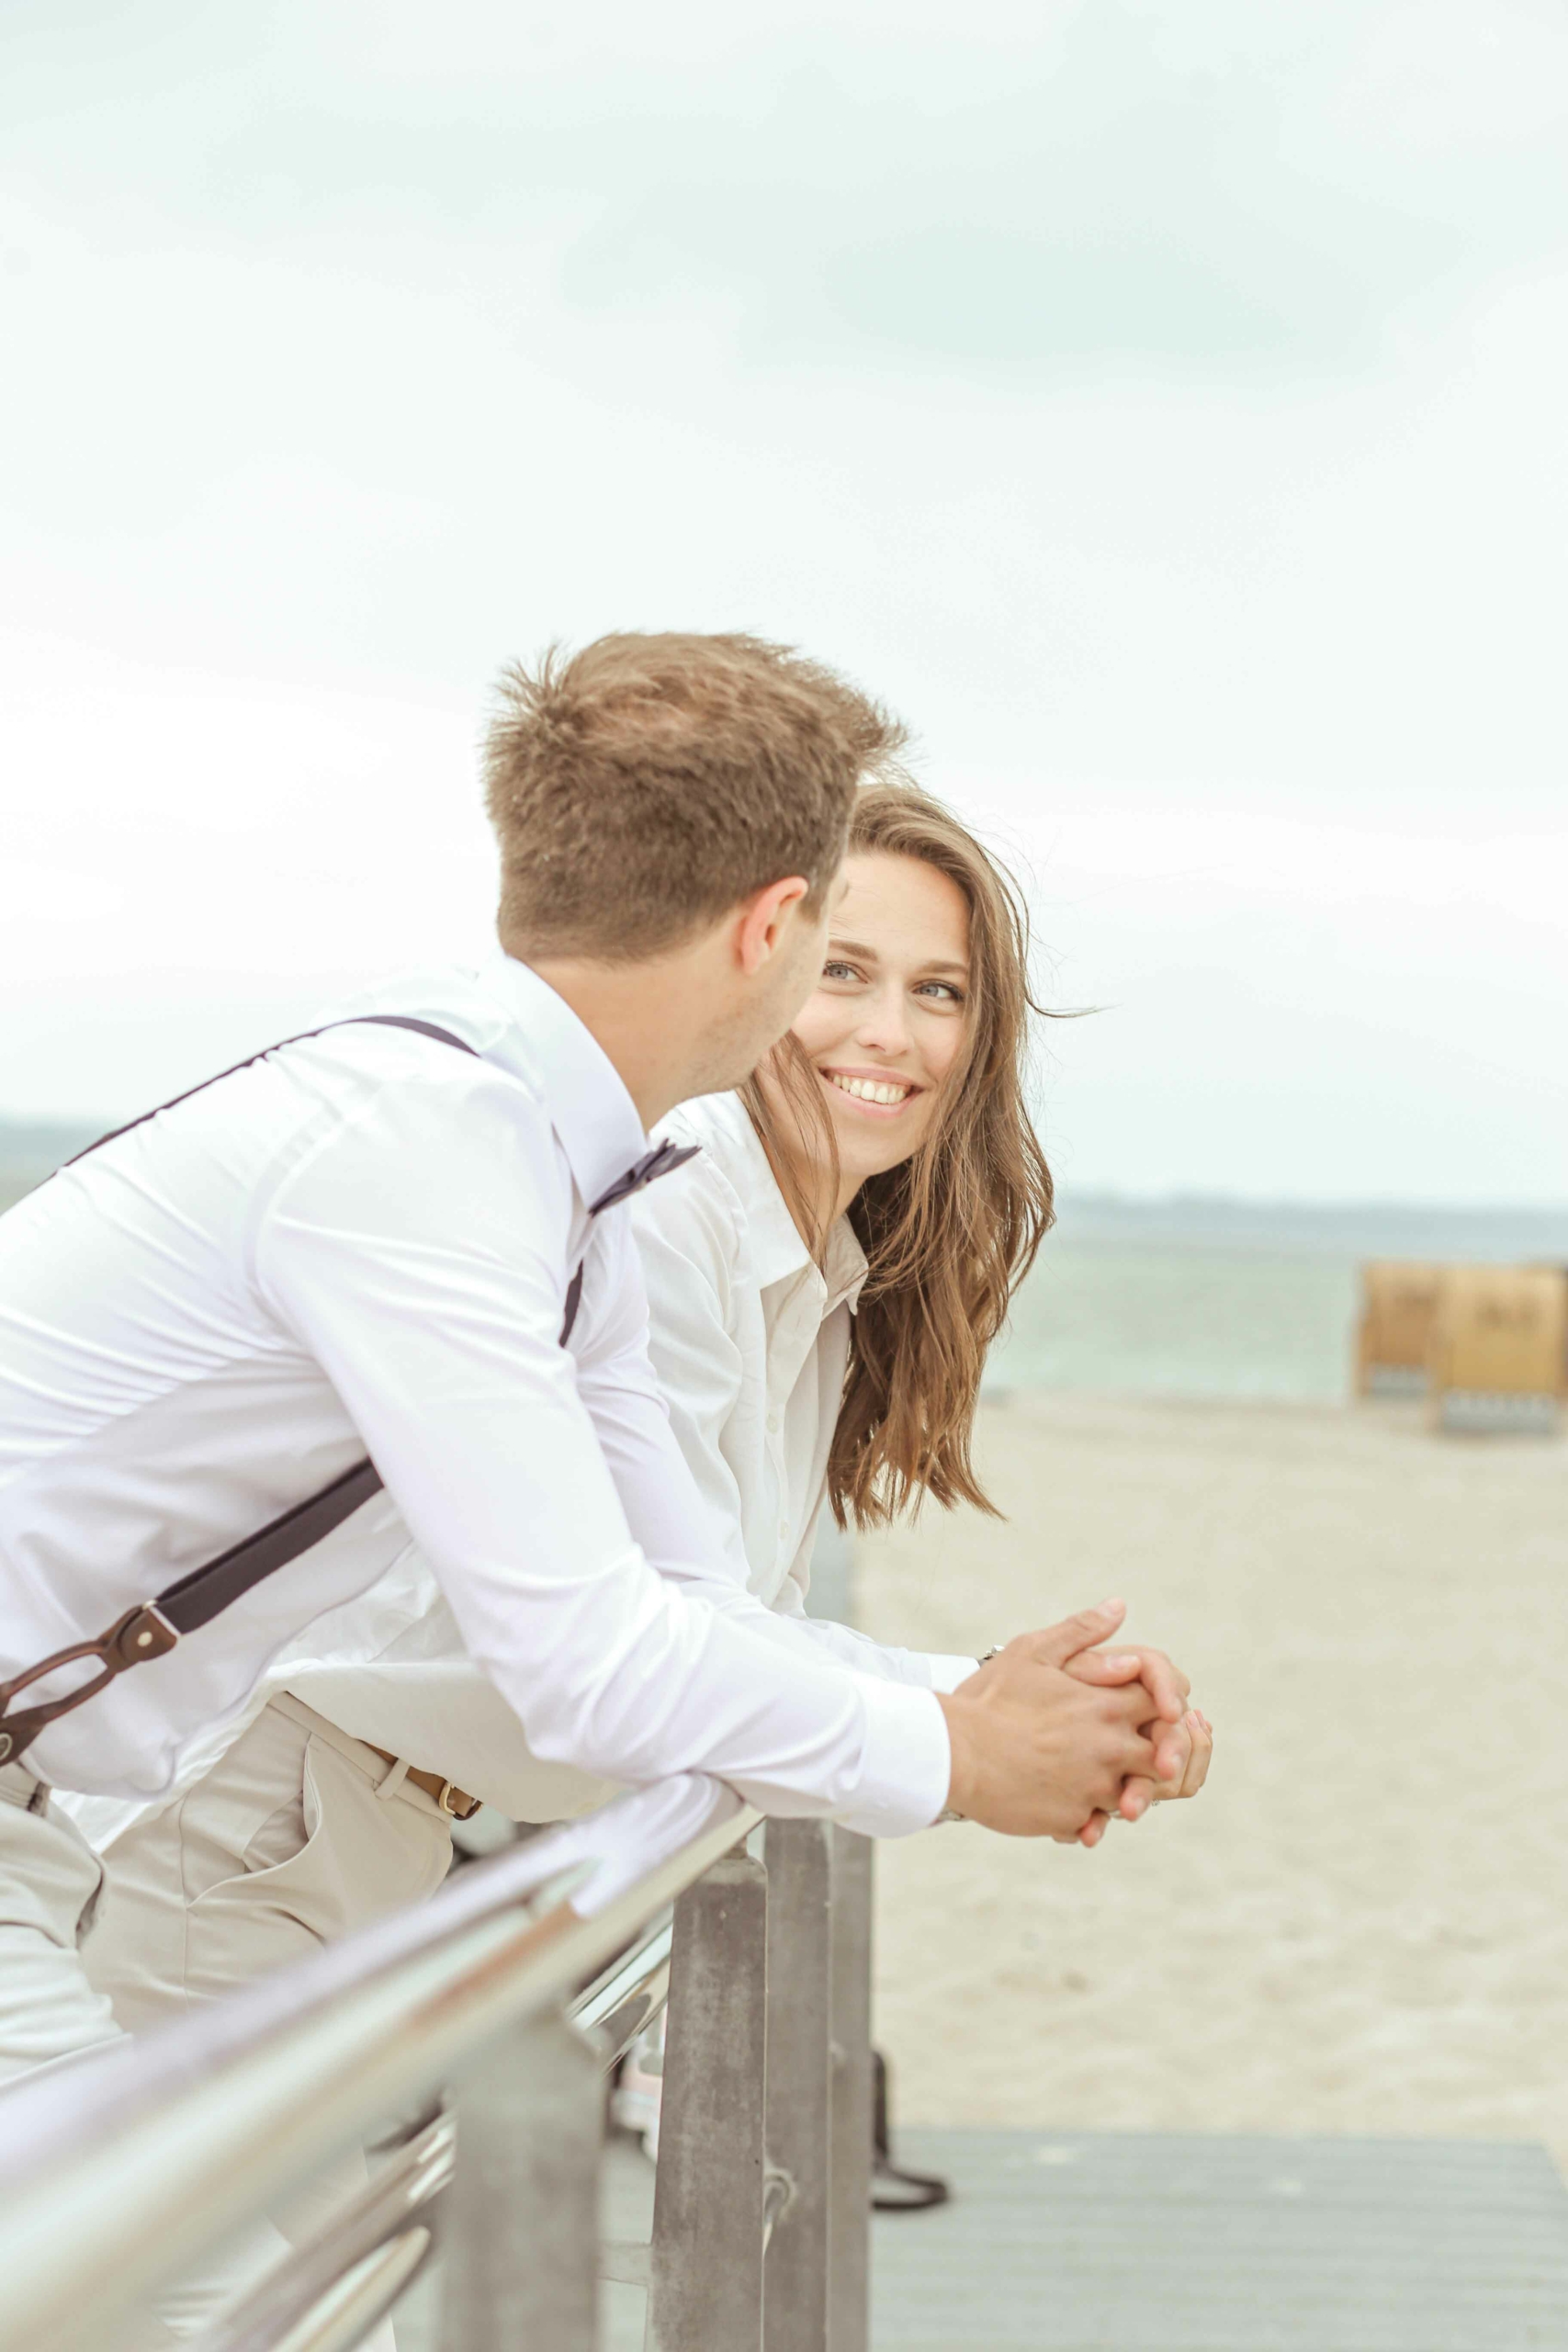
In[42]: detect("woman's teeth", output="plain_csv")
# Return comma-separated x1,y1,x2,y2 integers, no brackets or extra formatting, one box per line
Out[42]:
826,1072,913,1106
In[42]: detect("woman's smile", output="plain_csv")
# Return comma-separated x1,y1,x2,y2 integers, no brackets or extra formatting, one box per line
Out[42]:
818,1064,922,1115
777,850,974,1204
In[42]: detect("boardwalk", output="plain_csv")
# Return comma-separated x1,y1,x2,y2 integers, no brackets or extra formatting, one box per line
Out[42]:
395,2126,1568,2348
865,2131,1568,2351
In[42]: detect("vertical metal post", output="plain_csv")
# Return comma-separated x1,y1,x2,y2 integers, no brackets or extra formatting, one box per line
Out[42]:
762,1818,833,2352
645,1850,769,2352
827,1829,873,2352
438,2003,604,2352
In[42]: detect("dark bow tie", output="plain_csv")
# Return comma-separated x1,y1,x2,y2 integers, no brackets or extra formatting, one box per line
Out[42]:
589,1136,701,1216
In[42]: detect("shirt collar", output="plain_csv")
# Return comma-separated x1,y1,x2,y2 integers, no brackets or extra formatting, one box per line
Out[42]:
820,1215,871,1317
663,1091,870,1315
476,949,649,1211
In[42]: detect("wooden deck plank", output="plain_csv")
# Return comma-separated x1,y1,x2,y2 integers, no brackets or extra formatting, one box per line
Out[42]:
400,2130,1568,2350
873,2132,1568,2351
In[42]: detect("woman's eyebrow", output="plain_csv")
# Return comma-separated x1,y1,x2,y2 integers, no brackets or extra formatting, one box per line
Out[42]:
829,936,969,979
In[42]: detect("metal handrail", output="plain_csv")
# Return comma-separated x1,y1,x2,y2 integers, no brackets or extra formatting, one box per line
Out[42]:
198,2109,456,2352
574,1912,674,2061
0,1778,759,2352
196,1912,680,2352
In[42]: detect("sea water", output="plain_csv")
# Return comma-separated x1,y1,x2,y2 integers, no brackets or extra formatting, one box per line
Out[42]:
987,1195,1568,1406
6,1124,1564,1411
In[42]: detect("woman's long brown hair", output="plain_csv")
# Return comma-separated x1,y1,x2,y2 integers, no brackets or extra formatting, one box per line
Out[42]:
740,778,1055,1528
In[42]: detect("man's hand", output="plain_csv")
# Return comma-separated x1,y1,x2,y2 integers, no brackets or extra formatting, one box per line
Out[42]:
937,1602,1163,1839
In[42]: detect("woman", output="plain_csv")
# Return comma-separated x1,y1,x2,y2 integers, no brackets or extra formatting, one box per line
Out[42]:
612,775,1211,2161
631,776,1210,1821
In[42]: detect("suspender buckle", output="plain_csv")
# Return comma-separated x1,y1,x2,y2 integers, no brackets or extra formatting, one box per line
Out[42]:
0,1604,179,1768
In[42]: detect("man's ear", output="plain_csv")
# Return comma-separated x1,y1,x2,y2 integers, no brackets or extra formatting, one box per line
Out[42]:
734,876,810,978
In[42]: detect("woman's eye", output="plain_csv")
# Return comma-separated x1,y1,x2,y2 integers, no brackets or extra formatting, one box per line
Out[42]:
916,980,964,1004
822,960,860,982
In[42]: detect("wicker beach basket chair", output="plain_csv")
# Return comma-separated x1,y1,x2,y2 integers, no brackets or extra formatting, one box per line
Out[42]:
1355,1261,1443,1396
1427,1264,1568,1432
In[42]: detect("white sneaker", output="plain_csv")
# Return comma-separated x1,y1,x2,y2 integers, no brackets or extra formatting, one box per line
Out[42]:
610,2021,664,2161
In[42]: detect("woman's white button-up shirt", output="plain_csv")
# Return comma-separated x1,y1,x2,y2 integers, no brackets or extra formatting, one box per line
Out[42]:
635,1091,976,1694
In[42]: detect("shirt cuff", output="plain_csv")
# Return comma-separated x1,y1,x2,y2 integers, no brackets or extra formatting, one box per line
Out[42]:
841,1678,953,1838
923,1652,982,1694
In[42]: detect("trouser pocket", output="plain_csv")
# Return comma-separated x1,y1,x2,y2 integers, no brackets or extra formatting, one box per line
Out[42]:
0,1791,107,1947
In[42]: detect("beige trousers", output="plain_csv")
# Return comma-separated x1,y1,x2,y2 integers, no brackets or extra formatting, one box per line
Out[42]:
0,1760,124,2083
84,1693,456,2346
85,1692,455,2027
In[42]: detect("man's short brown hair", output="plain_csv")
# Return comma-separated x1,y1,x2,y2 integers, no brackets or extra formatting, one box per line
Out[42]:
483,632,905,960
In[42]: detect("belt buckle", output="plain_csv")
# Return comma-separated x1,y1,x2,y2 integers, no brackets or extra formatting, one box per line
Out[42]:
436,1778,478,1821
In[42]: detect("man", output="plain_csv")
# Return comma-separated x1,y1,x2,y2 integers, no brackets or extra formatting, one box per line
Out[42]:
0,632,1183,2100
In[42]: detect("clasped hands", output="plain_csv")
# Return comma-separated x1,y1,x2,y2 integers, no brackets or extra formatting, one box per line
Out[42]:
935,1599,1212,1844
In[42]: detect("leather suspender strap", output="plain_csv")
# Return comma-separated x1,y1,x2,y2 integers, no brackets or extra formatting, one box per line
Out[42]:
0,1607,180,1766
0,1021,700,1769
112,1019,480,1636
60,1015,479,1168
0,1017,479,1768
153,1456,389,1636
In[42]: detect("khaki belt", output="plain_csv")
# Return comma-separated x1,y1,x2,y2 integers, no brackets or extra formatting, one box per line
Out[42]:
365,1744,481,1820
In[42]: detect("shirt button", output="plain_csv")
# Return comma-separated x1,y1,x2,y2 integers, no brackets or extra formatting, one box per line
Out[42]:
779,1521,789,1538
766,1412,780,1433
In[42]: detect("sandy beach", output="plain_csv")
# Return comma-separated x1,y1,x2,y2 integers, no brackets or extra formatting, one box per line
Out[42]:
860,1390,1568,2166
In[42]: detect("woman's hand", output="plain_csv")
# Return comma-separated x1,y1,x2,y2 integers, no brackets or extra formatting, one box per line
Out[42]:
980,1607,1212,1847
1156,1710,1213,1804
1073,1705,1213,1848
939,1604,1165,1838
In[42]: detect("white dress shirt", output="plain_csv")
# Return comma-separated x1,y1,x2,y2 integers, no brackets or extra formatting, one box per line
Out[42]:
244,1096,976,1811
0,952,951,1838
634,1091,976,1689
68,1080,977,1848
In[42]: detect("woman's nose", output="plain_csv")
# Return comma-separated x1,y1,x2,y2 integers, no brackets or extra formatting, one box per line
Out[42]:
852,985,912,1057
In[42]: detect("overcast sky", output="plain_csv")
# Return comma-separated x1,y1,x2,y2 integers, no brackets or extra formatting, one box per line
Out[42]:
2,0,1565,1202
